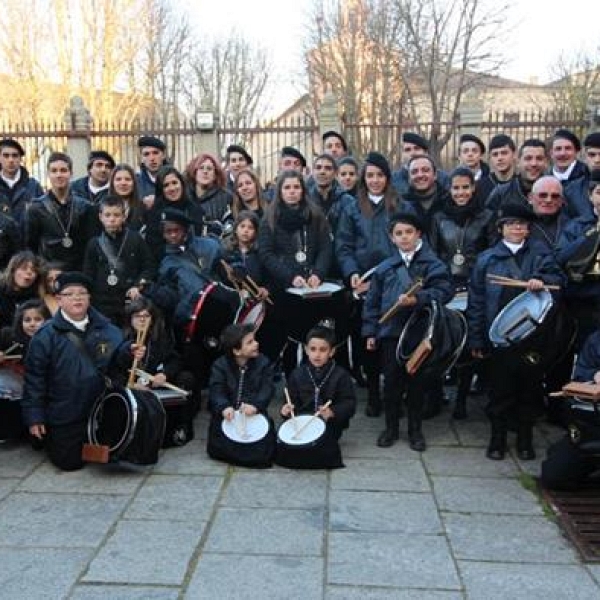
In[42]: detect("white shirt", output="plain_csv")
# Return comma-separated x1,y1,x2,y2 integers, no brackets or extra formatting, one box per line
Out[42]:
368,193,384,205
399,240,423,265
552,161,577,181
60,309,90,332
1,169,21,189
502,240,525,254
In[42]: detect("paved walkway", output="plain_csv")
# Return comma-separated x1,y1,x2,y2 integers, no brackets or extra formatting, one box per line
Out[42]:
1,389,600,600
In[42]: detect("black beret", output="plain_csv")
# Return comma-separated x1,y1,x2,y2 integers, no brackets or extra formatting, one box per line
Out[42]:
364,151,391,180
54,272,93,294
496,202,534,225
322,130,348,152
337,156,359,169
281,146,307,168
584,132,600,149
88,150,115,169
553,129,581,152
459,133,486,154
489,134,516,152
226,144,253,165
161,208,192,227
389,211,423,232
138,136,166,151
0,138,25,156
402,132,429,151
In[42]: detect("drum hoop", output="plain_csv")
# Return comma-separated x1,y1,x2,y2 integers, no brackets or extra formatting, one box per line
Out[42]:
445,309,468,371
185,282,218,342
237,299,266,327
285,281,343,299
277,415,326,445
221,412,269,443
88,389,139,454
397,302,437,362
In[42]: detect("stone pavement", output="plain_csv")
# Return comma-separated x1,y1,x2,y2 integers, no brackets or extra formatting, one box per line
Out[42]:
1,390,600,600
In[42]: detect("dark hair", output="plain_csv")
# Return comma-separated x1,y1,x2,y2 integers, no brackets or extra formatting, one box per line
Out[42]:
305,325,336,348
265,170,318,230
220,323,255,357
519,138,547,157
337,156,359,170
47,151,72,171
13,299,50,337
123,297,169,344
356,163,398,218
155,166,187,204
313,153,338,170
224,210,260,252
99,195,126,213
407,154,437,173
109,163,141,203
449,166,475,185
232,168,267,218
0,250,41,290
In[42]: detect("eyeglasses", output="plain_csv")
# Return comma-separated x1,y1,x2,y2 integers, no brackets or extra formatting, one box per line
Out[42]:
197,165,215,172
59,292,90,299
536,192,562,200
503,219,528,227
132,312,151,319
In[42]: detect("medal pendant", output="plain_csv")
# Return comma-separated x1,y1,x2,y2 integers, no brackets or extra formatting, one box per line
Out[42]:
62,236,73,248
107,273,119,286
295,250,307,263
452,253,466,266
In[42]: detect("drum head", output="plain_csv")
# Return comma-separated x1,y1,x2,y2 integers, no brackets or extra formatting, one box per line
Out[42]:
221,412,269,443
89,389,138,454
446,291,468,312
278,415,326,446
285,282,342,298
397,306,433,360
237,300,265,329
0,369,24,401
489,290,553,347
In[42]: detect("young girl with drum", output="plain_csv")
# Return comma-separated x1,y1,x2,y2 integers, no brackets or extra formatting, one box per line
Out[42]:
277,325,356,469
429,167,494,418
207,323,276,468
122,297,196,446
362,212,454,452
467,202,567,461
258,170,333,368
0,299,51,442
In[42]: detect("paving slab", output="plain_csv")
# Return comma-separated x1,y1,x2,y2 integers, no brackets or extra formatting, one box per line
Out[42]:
204,507,324,556
0,478,19,501
586,564,600,585
330,458,429,492
185,554,323,600
421,418,460,446
328,531,460,589
433,476,543,515
453,419,489,447
152,441,228,476
221,471,327,509
459,561,600,600
423,446,519,478
84,519,203,585
326,588,463,600
0,547,92,600
0,492,128,547
329,490,442,534
444,513,577,563
0,445,45,477
124,474,222,522
71,585,180,599
17,462,145,495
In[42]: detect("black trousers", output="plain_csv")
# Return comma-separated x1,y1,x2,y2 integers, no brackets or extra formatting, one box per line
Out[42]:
45,420,88,472
541,436,600,490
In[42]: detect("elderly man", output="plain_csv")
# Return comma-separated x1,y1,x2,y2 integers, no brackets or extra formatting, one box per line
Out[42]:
527,176,570,252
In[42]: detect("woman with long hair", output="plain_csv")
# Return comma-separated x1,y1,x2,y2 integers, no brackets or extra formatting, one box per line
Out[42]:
232,168,267,220
109,163,147,232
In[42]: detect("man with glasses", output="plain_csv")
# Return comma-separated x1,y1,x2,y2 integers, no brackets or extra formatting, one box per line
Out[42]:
21,272,145,471
0,138,43,227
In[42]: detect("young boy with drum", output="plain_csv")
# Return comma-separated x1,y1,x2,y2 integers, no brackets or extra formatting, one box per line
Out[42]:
362,213,454,451
207,323,276,468
467,202,566,461
277,325,356,469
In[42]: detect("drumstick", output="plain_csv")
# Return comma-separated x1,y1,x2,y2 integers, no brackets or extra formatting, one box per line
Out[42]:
3,342,22,356
486,274,560,291
1,354,22,361
133,368,190,396
291,400,332,440
245,275,274,305
235,408,249,440
127,320,150,388
283,387,298,432
379,279,423,324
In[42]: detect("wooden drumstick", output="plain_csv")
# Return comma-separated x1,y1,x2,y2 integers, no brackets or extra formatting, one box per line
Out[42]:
1,355,23,361
292,400,332,440
245,275,274,305
133,368,190,396
283,387,298,431
379,278,423,324
3,342,22,356
127,320,150,389
486,274,560,291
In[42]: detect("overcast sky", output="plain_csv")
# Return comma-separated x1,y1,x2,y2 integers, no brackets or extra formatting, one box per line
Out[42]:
181,0,600,115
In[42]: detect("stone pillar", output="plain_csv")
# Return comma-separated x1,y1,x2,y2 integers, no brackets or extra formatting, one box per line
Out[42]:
586,85,600,133
319,91,342,149
459,88,485,137
63,96,92,178
194,104,219,157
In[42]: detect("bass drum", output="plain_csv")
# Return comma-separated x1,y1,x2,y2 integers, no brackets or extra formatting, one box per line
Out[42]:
489,290,576,369
87,388,166,465
396,301,467,379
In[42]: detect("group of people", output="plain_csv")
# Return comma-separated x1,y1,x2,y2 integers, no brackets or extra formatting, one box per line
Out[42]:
1,127,600,485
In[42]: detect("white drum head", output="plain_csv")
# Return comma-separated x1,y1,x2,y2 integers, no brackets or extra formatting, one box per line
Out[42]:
278,415,326,445
238,301,265,328
446,291,468,312
0,368,24,401
285,282,342,298
221,412,269,443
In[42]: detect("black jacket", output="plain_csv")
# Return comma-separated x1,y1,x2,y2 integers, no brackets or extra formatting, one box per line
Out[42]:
0,167,44,227
70,177,110,204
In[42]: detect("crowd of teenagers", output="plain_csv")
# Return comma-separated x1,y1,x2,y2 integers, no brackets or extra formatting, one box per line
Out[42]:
2,128,600,486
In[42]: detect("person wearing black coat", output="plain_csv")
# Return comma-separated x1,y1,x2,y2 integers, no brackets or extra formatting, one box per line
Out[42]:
70,150,115,205
83,196,156,326
21,272,143,471
0,211,23,270
25,152,99,271
135,136,168,206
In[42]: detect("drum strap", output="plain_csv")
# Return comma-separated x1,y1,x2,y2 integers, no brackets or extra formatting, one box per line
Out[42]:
64,331,112,389
305,362,336,412
394,265,413,292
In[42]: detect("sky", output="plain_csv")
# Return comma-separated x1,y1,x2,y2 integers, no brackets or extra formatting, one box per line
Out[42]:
180,0,600,116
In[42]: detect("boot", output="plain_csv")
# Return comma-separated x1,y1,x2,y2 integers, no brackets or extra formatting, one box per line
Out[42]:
365,374,382,417
377,405,400,447
452,368,471,420
516,423,536,460
407,404,426,452
486,418,507,460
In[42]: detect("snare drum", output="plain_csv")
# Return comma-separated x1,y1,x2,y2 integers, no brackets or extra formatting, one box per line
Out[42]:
489,290,576,369
0,368,24,440
0,368,23,401
275,415,343,469
235,298,266,330
86,388,166,465
184,282,243,347
446,291,468,312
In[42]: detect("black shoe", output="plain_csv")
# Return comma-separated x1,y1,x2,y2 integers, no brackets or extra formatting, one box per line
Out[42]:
408,431,426,452
516,425,535,460
377,428,399,447
486,446,506,460
517,447,536,460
